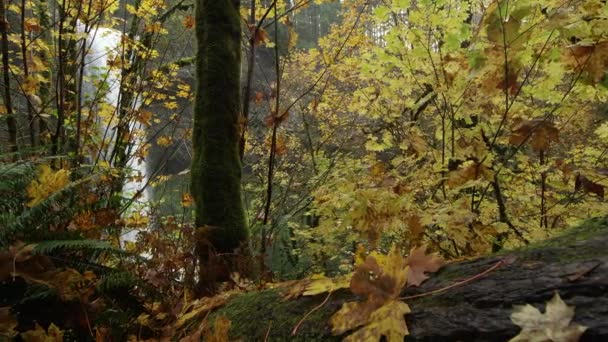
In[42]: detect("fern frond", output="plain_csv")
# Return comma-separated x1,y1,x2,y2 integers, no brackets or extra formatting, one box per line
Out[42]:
33,239,127,256
97,271,138,293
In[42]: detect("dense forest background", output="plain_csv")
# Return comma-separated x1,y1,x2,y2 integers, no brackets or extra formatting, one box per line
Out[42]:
0,0,607,340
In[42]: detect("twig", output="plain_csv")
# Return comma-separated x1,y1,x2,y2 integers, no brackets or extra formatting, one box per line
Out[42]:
291,290,332,336
264,320,273,342
399,259,508,301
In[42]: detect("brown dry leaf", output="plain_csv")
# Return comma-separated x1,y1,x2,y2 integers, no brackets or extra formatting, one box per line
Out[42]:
510,292,587,342
0,243,55,282
563,41,608,84
509,118,559,152
575,174,605,199
0,307,17,338
406,245,445,287
447,161,494,188
407,214,424,240
275,134,288,156
497,68,519,95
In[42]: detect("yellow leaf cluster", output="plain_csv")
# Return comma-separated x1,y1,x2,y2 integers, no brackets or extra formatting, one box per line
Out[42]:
282,274,351,300
20,323,63,342
331,247,410,341
26,164,70,207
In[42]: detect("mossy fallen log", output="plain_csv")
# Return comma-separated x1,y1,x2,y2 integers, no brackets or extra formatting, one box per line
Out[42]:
204,218,608,341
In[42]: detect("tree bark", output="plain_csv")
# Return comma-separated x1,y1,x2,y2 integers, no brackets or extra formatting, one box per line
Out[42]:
0,0,19,153
202,219,608,341
191,0,249,292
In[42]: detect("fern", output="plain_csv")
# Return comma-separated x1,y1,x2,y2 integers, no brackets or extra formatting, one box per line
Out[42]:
0,161,36,228
97,271,139,294
33,239,128,256
0,170,97,247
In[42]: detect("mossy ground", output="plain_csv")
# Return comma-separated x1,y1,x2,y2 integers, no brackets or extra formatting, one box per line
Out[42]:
206,288,342,341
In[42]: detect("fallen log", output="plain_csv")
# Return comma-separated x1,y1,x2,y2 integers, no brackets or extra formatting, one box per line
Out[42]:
202,218,608,341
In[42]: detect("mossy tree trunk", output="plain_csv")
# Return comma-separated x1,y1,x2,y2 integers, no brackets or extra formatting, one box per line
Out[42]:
191,0,249,293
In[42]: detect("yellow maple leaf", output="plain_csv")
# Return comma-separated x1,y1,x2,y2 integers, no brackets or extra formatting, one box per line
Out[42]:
26,164,70,207
156,135,173,147
510,292,587,342
0,307,17,338
124,212,149,227
174,295,228,329
344,301,410,342
21,323,63,341
331,246,411,341
283,274,351,299
181,192,194,207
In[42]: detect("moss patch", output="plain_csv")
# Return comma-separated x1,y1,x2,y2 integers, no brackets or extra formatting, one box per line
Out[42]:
504,217,608,262
207,288,342,341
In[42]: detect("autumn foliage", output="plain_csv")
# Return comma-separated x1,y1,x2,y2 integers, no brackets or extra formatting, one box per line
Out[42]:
0,0,606,340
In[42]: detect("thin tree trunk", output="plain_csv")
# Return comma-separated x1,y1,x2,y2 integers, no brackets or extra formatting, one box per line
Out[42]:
239,0,256,160
20,0,37,147
0,0,19,153
36,0,51,144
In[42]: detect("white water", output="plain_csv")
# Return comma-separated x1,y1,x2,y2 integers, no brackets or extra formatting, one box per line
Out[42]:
80,24,150,243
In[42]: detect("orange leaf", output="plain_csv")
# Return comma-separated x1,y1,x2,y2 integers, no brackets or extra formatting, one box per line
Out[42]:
181,193,194,207
183,15,195,29
249,25,269,46
264,110,289,128
24,18,41,33
575,174,605,199
406,245,444,287
509,118,559,152
563,41,608,84
253,91,265,104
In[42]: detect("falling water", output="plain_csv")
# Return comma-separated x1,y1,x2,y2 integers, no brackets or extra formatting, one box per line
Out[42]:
80,24,150,243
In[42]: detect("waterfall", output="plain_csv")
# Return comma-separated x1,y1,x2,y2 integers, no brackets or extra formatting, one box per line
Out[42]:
80,24,150,243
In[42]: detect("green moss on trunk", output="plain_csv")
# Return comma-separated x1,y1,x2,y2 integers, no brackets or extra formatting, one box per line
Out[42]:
191,0,248,254
208,289,342,341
